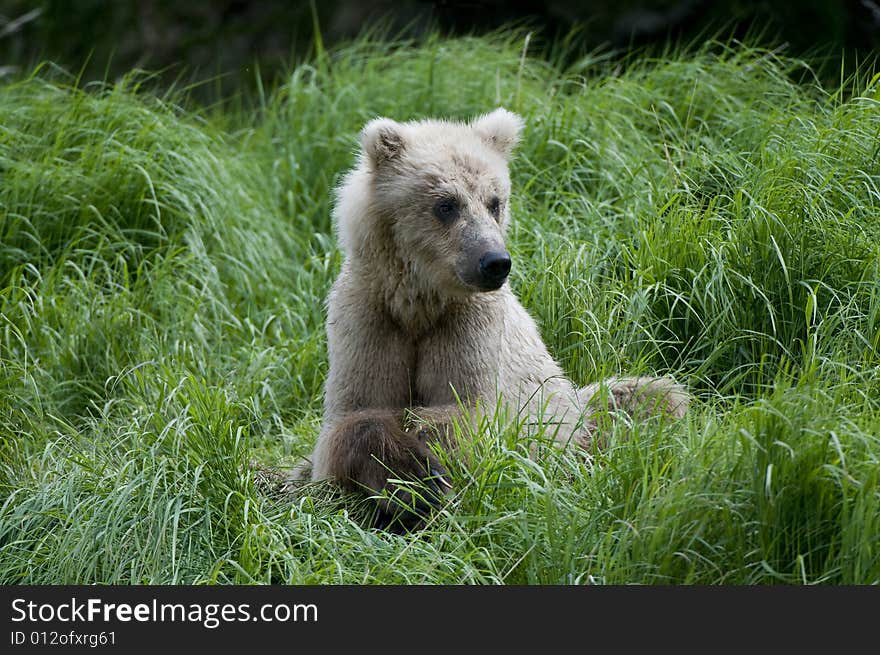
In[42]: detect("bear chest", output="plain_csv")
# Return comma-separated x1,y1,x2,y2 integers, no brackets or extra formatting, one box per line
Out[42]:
411,325,499,406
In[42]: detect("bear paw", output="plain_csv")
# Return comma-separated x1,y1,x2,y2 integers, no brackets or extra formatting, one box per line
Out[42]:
335,414,453,531
372,430,453,532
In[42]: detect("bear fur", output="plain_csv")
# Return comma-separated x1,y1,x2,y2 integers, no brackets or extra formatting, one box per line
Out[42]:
300,108,688,528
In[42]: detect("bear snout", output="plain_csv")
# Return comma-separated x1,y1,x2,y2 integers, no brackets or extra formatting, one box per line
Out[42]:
477,250,512,290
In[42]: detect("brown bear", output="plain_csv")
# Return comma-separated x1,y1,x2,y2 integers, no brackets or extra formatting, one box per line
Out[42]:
298,108,688,529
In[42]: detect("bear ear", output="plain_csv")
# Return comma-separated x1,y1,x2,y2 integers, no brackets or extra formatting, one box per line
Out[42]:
361,117,406,165
471,108,524,159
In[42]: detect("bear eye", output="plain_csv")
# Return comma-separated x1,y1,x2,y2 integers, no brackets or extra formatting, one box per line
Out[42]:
488,196,501,219
433,197,460,223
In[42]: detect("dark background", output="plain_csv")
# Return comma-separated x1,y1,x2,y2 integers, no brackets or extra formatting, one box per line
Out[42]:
1,1,878,96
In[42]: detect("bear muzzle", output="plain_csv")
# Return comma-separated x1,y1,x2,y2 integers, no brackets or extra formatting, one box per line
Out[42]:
476,250,512,290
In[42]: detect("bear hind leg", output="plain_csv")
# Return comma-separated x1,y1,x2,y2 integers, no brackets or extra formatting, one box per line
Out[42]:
579,376,689,420
570,376,689,450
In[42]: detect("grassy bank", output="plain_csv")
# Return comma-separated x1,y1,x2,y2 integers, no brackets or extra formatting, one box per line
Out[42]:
1,34,878,583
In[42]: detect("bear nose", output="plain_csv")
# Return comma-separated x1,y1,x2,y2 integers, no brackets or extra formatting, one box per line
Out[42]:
479,251,512,288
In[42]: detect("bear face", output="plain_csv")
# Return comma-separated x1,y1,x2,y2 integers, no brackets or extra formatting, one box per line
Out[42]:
336,109,525,299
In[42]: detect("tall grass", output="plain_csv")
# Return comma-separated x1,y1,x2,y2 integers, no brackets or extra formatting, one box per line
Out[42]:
1,33,878,583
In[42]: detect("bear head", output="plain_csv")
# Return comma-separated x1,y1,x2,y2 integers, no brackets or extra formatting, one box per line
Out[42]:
335,108,524,297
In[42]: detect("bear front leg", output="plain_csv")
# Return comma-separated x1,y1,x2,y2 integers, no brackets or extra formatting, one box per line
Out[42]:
403,403,468,450
322,409,453,531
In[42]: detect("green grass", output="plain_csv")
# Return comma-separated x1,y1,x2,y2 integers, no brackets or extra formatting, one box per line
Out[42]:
1,32,879,584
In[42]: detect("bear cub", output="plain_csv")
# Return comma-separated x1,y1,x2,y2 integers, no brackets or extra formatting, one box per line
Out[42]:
299,108,688,529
